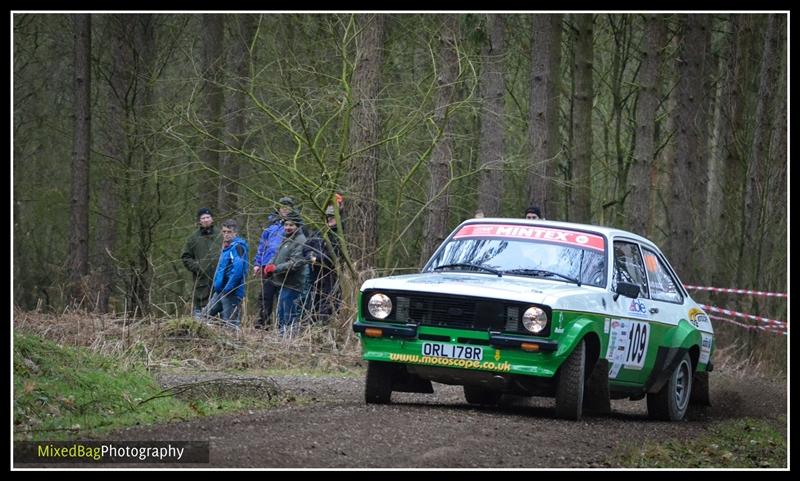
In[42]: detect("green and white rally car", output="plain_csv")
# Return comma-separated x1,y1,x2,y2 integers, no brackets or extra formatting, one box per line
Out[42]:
353,218,714,421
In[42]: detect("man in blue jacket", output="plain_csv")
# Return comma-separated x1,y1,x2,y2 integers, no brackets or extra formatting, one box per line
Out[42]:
252,196,294,329
207,219,249,327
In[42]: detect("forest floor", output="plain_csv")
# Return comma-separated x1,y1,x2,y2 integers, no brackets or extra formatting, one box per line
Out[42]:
13,311,787,469
17,367,787,469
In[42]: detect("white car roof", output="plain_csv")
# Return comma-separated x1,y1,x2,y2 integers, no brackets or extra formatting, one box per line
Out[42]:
459,217,660,252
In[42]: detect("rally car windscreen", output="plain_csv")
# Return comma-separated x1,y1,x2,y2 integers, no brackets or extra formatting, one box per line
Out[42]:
425,224,607,288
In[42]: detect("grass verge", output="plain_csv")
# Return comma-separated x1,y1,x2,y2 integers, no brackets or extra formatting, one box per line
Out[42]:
612,417,787,468
13,332,286,441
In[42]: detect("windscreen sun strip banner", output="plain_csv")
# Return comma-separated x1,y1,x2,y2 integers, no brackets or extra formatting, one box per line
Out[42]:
453,224,606,252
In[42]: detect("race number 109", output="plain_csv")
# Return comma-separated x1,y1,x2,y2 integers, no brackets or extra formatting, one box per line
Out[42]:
624,321,649,368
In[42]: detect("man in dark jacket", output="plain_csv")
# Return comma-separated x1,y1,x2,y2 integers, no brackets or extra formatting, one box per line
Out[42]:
262,216,307,337
207,219,249,327
181,207,222,319
304,205,342,324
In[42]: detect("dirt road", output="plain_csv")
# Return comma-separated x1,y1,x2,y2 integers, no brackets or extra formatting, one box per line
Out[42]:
55,368,785,468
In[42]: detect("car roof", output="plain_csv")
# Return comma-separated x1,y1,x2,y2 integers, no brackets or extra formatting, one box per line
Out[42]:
460,217,660,251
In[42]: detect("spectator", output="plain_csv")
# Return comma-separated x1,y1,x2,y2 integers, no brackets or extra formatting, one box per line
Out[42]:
474,209,485,218
252,196,294,329
207,219,249,328
304,205,343,324
524,205,544,220
263,216,307,337
181,207,222,319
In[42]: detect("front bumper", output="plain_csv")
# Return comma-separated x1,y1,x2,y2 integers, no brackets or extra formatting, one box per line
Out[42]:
353,320,561,378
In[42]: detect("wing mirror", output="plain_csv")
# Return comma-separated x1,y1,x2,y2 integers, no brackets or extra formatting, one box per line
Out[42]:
614,282,640,301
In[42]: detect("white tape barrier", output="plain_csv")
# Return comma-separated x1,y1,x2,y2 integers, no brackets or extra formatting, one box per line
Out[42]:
708,314,787,335
684,285,787,298
700,304,786,328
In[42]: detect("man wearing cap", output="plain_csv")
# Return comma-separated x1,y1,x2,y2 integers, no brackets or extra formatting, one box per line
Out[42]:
262,215,307,337
253,196,295,329
181,207,222,319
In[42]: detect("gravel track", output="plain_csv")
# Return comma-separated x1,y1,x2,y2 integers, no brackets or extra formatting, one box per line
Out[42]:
36,368,784,468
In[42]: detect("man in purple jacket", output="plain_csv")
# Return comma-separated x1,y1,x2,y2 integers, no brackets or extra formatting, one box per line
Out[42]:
252,196,294,329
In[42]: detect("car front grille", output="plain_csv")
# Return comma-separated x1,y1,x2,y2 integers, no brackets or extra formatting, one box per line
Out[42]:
397,294,502,329
362,289,550,336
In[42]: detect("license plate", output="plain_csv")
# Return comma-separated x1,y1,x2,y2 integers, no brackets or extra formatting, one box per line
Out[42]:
421,342,483,361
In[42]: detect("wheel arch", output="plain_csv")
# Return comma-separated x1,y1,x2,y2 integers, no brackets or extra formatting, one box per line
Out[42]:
556,316,605,380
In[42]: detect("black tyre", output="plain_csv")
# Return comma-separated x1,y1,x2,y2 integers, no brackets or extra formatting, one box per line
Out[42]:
555,339,586,420
365,361,395,404
690,371,711,406
463,385,502,406
647,352,693,421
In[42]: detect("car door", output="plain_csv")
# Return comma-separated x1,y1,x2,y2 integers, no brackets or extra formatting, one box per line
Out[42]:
606,239,655,384
638,246,713,368
639,246,686,323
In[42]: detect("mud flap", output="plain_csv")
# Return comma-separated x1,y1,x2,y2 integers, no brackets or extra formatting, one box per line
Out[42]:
392,369,434,394
583,358,611,414
689,371,711,406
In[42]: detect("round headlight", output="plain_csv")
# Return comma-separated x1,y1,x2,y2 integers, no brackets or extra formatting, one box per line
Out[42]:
522,306,548,333
367,293,392,319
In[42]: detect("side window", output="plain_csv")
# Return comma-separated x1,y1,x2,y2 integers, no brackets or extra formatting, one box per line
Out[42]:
580,250,606,287
642,248,684,304
612,241,649,298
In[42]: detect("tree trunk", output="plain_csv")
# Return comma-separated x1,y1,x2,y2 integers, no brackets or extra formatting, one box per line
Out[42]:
527,14,562,220
607,15,633,226
713,15,750,288
199,14,225,213
130,14,158,317
667,14,712,283
346,14,385,270
744,14,782,287
477,14,505,218
761,44,787,321
68,14,91,306
628,15,665,237
420,15,459,263
94,15,135,313
219,15,257,220
570,14,593,223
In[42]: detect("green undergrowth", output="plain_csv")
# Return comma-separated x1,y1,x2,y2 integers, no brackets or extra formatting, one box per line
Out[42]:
13,332,288,441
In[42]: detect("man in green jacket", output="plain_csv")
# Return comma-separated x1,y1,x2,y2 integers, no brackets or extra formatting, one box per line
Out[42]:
181,207,222,318
262,216,307,337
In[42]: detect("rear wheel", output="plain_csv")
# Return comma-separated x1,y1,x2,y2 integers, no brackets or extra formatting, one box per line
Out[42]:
463,385,502,406
365,361,395,404
647,352,693,421
555,339,586,420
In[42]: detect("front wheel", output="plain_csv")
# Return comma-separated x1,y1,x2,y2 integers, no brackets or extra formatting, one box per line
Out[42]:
647,352,693,421
555,339,586,420
365,361,395,404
